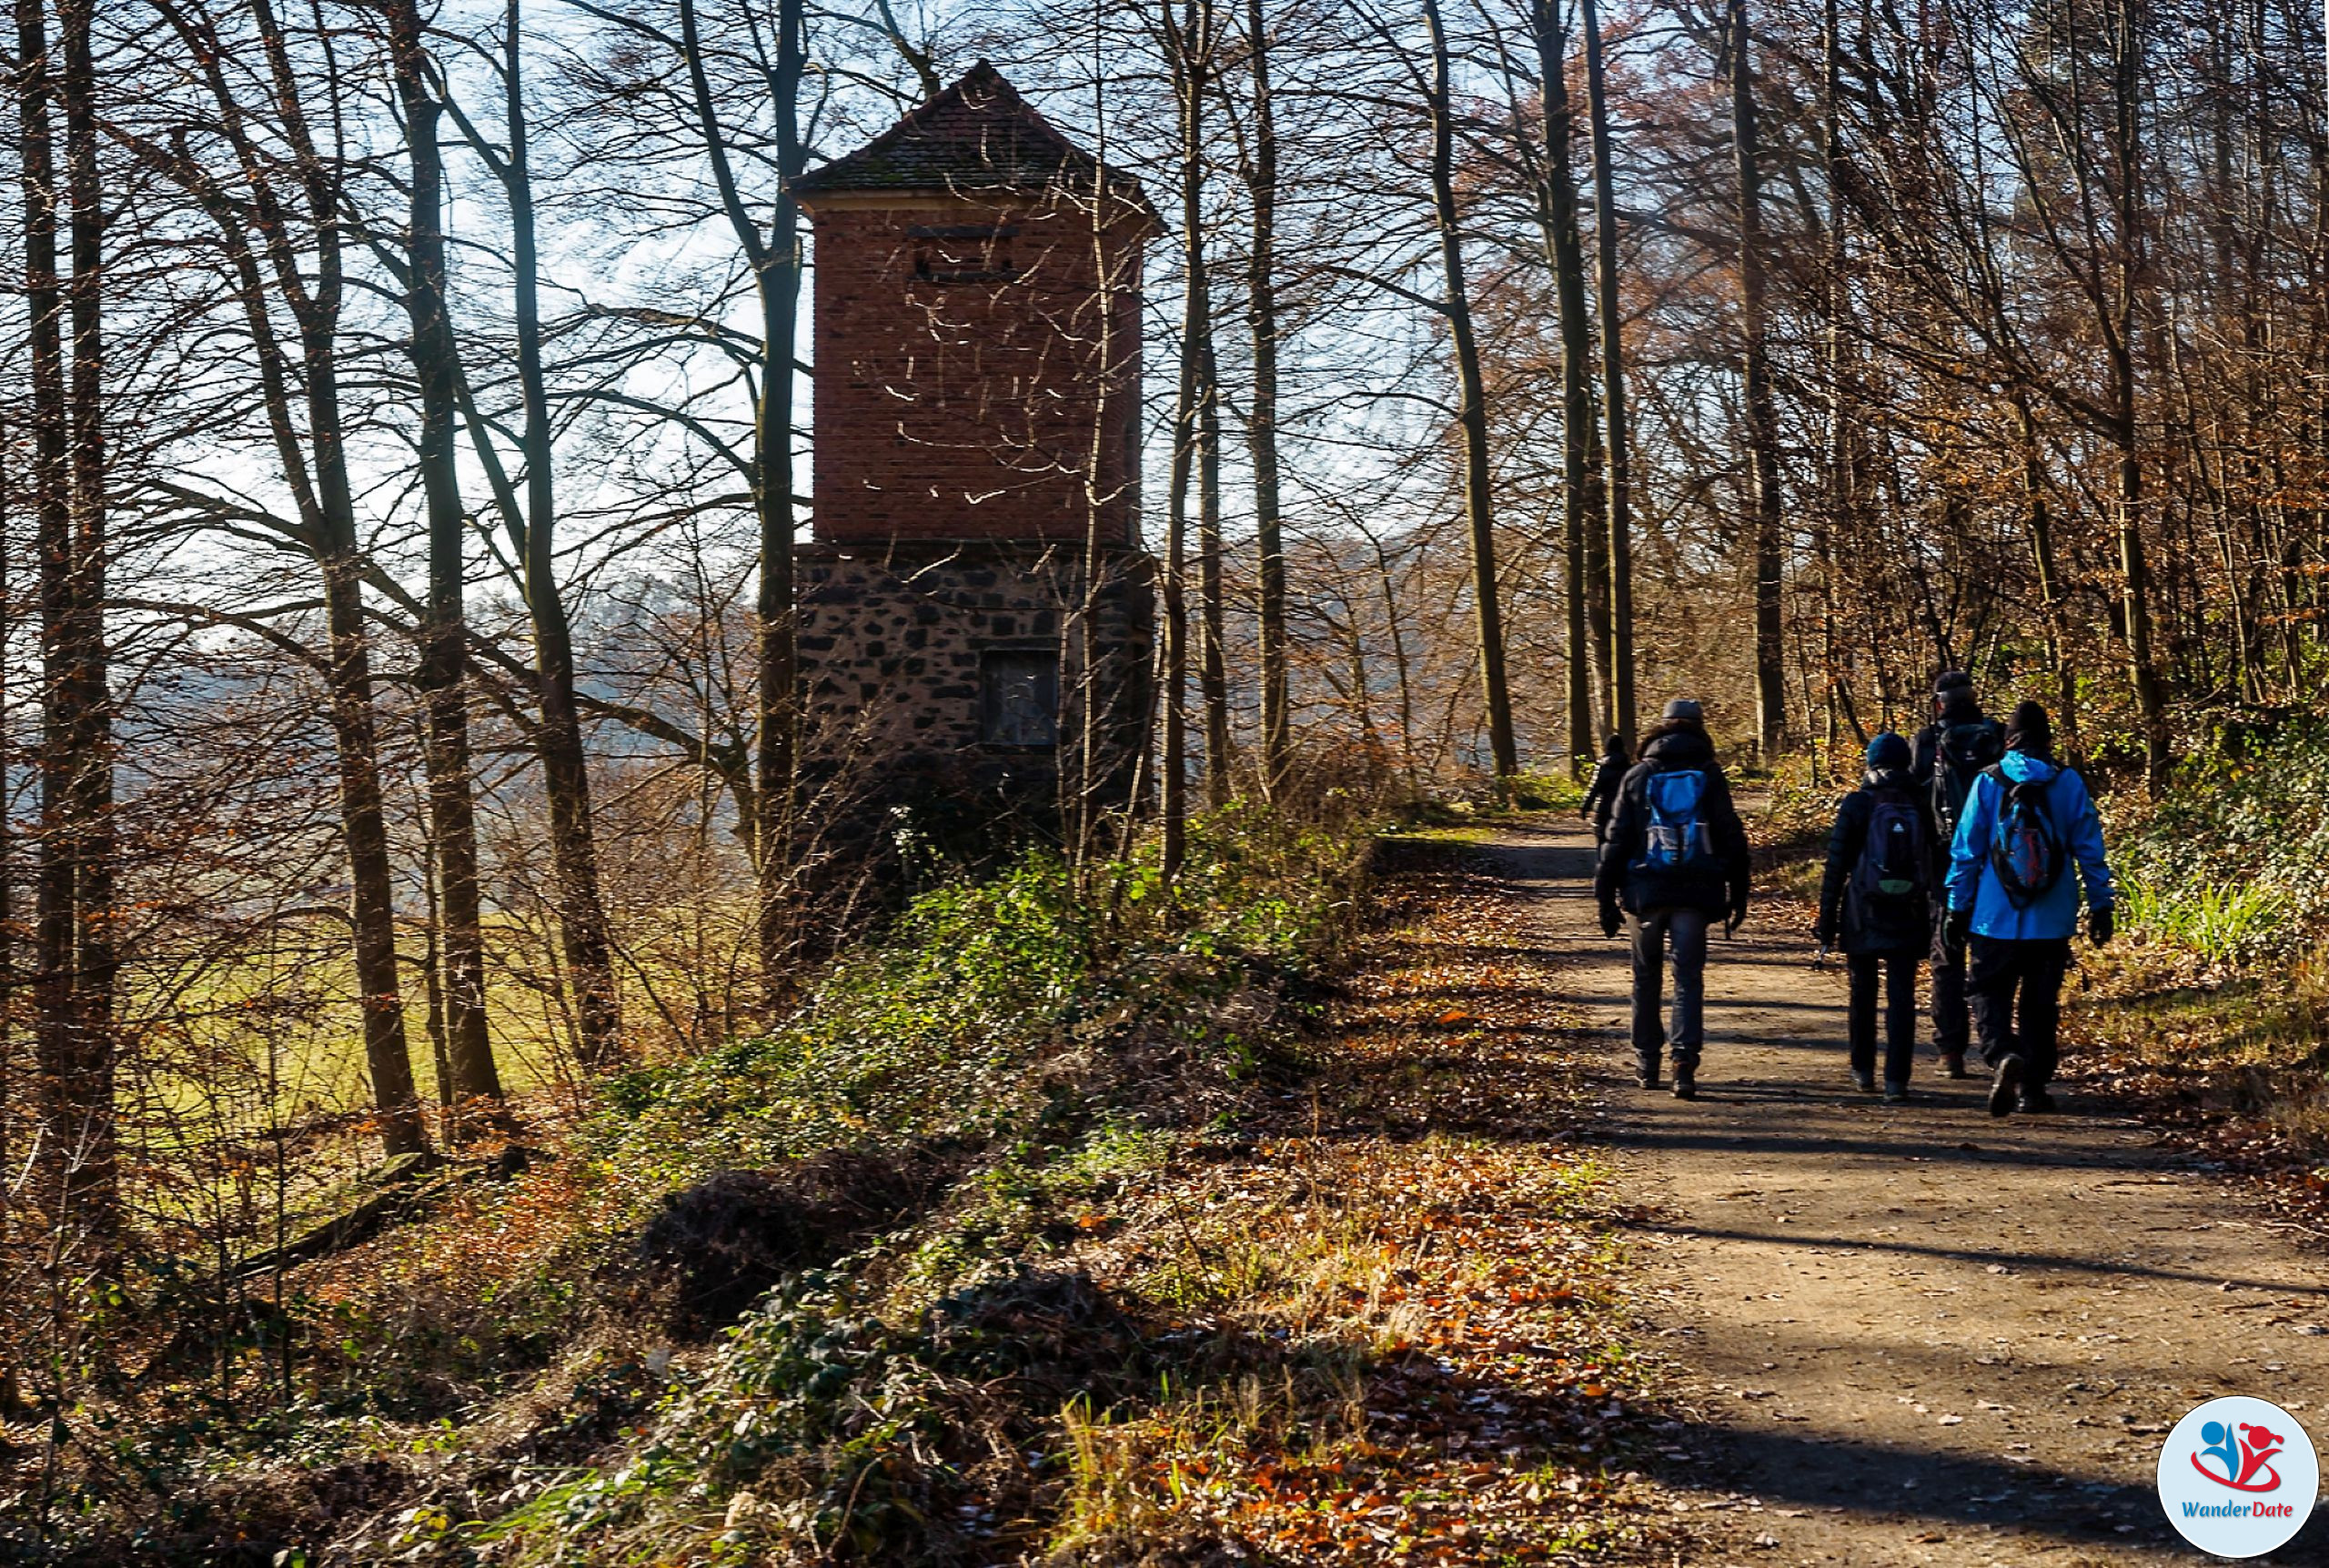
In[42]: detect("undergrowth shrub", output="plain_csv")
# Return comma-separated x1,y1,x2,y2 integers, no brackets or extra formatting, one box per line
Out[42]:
2113,720,2329,961
592,796,1378,1202
15,787,1391,1567
2116,875,2294,967
465,1265,1182,1565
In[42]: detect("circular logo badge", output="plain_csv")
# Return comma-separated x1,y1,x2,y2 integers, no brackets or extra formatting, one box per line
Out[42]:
2157,1395,2318,1557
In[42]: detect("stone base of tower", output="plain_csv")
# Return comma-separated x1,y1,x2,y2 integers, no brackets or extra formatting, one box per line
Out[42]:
796,541,1154,850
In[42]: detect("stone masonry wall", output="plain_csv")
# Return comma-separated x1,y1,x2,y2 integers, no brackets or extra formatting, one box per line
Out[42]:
796,542,1153,821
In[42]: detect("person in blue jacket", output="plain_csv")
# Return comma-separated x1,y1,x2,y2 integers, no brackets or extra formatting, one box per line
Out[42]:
1942,701,2116,1117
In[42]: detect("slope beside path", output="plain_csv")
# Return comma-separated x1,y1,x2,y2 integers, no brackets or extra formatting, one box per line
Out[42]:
1484,816,2329,1566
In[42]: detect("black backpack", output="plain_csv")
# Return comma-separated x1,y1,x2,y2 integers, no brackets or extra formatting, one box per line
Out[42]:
1850,795,1928,910
1932,719,2005,834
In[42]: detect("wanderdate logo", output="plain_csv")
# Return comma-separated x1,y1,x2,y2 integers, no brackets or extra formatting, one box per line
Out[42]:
2158,1396,2318,1556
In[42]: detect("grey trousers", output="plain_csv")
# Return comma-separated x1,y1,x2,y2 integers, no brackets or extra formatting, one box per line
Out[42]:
1630,906,1710,1071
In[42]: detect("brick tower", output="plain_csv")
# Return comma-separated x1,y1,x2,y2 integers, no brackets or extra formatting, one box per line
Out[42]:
792,64,1154,839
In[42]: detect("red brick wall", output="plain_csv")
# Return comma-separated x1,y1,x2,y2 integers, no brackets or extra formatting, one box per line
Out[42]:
806,194,1146,547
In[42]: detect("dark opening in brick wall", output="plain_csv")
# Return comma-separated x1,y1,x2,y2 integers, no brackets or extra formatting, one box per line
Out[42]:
980,648,1060,749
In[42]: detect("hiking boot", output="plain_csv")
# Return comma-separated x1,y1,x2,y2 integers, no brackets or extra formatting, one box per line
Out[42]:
1672,1070,1698,1101
2018,1087,2058,1114
1637,1060,1661,1091
1988,1054,2025,1118
1883,1081,1911,1104
1851,1069,1877,1093
1941,1051,1971,1080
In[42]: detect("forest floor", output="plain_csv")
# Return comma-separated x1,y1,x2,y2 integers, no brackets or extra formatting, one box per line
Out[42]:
1485,814,2329,1566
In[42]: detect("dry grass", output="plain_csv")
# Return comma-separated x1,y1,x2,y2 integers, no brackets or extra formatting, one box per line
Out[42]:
1029,846,1689,1564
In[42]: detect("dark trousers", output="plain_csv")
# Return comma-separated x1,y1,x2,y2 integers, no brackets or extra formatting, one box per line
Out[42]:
1928,916,1970,1058
1968,935,2072,1088
1847,952,1919,1086
1630,907,1709,1072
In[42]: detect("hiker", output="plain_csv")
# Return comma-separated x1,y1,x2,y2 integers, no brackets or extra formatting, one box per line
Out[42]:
1595,699,1751,1101
1942,700,2116,1117
1816,732,1937,1102
1911,670,2004,1078
1580,733,1629,844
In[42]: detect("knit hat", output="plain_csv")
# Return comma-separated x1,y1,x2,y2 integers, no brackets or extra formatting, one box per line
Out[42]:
1603,733,1626,755
1865,731,1911,772
2005,700,2053,759
1934,669,1973,696
1662,699,1704,724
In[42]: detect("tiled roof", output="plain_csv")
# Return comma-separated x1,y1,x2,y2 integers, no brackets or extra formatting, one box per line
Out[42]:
793,62,1151,212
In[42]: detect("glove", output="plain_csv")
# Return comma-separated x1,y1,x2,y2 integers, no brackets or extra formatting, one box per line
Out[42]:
1813,915,1838,949
1726,891,1749,938
1598,902,1622,939
1943,906,1971,954
2089,905,2115,947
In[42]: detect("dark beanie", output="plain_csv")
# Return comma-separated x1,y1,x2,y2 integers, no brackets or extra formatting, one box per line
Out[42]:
2006,700,2052,758
1934,669,1973,697
1865,731,1910,772
1663,699,1704,724
1603,733,1626,755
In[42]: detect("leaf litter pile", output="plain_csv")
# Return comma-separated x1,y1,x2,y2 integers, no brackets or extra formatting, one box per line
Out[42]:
1050,842,1697,1563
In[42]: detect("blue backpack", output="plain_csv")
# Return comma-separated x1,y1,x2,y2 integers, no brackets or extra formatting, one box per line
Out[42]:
1637,769,1718,877
1985,766,2066,908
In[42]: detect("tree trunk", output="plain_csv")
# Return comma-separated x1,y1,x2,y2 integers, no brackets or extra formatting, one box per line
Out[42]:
23,0,75,1225
384,0,499,1121
20,0,114,1235
0,437,13,1347
320,559,431,1158
751,144,802,998
1818,0,1845,769
1729,0,1786,758
1161,0,1208,872
1581,0,1636,752
294,85,431,1161
1178,0,1229,811
1160,383,1190,877
60,0,110,1214
2018,401,2079,748
500,0,621,1067
135,0,431,1161
2109,0,2166,788
1424,0,1517,779
1242,0,1289,795
1198,340,1232,806
1531,0,1596,776
679,0,802,1000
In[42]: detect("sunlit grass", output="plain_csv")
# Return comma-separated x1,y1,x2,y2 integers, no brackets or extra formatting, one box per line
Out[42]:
2119,873,2292,965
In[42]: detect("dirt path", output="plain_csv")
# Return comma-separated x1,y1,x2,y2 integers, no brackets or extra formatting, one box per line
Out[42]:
1486,817,2329,1566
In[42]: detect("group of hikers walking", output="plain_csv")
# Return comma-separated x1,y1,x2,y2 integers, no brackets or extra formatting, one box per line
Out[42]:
1582,677,2117,1112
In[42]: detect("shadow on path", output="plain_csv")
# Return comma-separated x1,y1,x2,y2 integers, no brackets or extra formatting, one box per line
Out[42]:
1479,816,2329,1565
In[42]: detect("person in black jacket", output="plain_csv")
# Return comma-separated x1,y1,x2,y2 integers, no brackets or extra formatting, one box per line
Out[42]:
1594,700,1751,1100
1909,671,2002,1078
1817,732,1938,1101
1579,733,1628,843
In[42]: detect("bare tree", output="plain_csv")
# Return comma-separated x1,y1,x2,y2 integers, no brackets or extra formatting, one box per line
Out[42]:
438,0,623,1069
380,0,500,1117
1579,0,1635,751
1727,0,1785,757
1423,0,1517,778
1240,0,1291,793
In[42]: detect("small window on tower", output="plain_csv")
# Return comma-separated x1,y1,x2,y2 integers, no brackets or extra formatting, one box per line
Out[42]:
979,648,1059,749
911,223,1020,285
